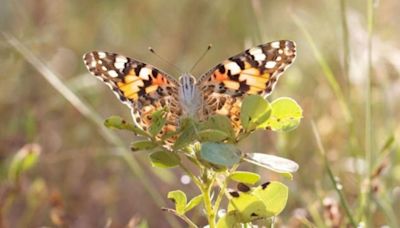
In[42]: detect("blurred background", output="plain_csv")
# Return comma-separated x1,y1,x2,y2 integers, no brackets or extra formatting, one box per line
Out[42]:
1,0,400,227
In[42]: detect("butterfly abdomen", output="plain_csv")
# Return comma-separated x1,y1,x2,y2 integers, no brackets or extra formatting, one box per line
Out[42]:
178,73,202,118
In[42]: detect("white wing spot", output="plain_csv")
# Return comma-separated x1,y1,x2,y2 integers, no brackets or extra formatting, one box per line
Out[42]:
265,61,277,69
108,70,119,77
225,61,241,75
114,61,125,69
116,55,128,63
249,47,262,55
90,61,96,68
278,49,283,54
97,52,106,58
101,66,107,71
271,42,280,49
97,60,103,65
254,53,266,61
139,67,151,79
276,56,282,61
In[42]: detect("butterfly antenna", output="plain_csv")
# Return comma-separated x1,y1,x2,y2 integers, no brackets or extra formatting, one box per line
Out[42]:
148,47,183,74
189,44,212,73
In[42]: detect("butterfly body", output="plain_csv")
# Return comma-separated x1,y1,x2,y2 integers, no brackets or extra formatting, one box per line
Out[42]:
178,73,202,118
83,40,296,141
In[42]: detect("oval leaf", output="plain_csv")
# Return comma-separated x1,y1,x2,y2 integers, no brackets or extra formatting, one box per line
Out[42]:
229,171,260,185
201,115,235,141
184,194,203,213
167,190,187,215
198,129,228,142
240,95,272,131
261,97,302,132
104,116,148,136
227,192,267,223
149,151,180,168
245,153,299,173
130,140,158,152
200,143,241,167
252,181,288,217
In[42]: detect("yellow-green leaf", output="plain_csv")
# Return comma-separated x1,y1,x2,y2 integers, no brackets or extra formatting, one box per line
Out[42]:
167,190,187,215
229,171,260,185
104,116,148,136
261,97,302,132
227,192,267,223
252,181,288,217
184,194,203,213
240,95,271,131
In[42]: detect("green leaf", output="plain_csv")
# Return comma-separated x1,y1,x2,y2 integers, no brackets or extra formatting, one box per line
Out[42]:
240,95,272,131
149,151,180,168
252,181,288,217
229,171,260,185
198,129,228,142
173,118,197,149
200,142,241,167
184,194,203,213
216,213,238,228
227,192,267,223
261,97,303,132
245,153,299,173
104,116,148,136
130,140,158,152
148,109,167,136
9,144,41,182
201,115,235,141
167,190,187,215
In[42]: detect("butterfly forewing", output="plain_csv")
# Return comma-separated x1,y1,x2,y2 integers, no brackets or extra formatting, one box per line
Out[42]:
83,51,182,137
197,40,296,135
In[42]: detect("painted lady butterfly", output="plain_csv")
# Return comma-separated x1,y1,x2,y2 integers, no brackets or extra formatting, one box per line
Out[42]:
83,40,296,142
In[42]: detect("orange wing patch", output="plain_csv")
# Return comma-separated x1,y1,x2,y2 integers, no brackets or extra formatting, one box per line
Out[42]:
198,40,297,136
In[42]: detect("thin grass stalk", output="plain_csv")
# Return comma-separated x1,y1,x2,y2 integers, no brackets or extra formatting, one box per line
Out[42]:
361,0,375,225
311,121,357,227
4,33,181,228
339,0,350,94
292,14,351,123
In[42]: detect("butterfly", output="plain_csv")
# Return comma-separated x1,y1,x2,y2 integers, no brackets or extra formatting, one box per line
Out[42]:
83,40,296,143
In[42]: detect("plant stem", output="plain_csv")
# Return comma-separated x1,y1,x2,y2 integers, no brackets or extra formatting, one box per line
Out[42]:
162,208,199,228
201,180,216,228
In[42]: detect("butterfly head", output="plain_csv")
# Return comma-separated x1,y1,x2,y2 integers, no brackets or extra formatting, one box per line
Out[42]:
178,73,201,118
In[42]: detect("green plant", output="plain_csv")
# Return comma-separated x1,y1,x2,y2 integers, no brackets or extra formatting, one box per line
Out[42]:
105,95,302,227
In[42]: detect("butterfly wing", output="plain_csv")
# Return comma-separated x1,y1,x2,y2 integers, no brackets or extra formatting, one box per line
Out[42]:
83,51,182,137
197,40,296,134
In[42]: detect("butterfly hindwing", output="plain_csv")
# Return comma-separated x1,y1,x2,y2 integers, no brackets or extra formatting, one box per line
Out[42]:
197,40,296,134
83,51,182,135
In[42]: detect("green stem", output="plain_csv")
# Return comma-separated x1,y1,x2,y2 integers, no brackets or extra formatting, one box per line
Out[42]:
162,208,198,228
202,180,216,228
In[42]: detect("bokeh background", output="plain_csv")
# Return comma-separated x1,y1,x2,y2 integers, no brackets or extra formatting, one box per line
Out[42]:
1,0,400,227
